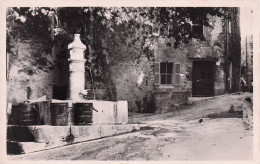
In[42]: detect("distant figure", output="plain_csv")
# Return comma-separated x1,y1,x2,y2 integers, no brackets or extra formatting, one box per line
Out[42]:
249,80,253,93
240,78,247,92
199,118,203,123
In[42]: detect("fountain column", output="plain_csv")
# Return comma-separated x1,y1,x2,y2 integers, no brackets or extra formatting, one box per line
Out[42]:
68,34,86,100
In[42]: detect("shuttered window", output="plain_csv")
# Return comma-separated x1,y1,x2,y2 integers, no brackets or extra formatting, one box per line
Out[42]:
154,62,181,85
174,63,181,85
154,62,160,85
160,62,173,84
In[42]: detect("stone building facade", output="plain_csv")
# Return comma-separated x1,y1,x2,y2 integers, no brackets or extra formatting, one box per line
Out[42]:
146,15,227,112
7,8,243,113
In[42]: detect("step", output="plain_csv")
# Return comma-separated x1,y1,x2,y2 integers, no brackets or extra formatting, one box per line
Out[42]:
7,124,140,154
7,141,47,154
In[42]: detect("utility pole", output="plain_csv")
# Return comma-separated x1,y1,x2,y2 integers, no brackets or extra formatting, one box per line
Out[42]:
245,35,248,88
231,8,241,92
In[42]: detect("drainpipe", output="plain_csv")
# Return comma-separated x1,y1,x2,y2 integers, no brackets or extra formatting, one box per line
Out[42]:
225,19,229,92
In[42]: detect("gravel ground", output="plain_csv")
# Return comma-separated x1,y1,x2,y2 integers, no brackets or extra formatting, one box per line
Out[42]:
7,92,253,160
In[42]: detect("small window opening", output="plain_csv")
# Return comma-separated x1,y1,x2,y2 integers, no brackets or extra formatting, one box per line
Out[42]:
160,62,173,84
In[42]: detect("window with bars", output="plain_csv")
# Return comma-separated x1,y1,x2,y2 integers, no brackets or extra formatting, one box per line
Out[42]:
154,62,181,85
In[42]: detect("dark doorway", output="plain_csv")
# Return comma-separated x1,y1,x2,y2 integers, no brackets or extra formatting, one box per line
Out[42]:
52,85,67,100
192,61,215,96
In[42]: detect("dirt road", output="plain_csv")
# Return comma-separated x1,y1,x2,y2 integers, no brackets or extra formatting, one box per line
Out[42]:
8,93,253,160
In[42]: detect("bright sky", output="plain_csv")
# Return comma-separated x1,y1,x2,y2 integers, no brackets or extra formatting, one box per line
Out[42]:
240,7,253,38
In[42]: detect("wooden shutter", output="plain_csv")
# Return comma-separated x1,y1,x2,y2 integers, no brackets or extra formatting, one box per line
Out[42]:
154,62,160,85
174,63,181,85
171,62,175,85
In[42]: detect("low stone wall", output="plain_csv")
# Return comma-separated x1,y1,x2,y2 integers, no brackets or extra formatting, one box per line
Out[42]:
214,82,226,96
155,89,189,113
90,100,128,124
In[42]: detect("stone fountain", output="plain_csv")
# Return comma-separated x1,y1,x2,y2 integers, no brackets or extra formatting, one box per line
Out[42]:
49,34,130,125
68,34,87,100
7,34,140,154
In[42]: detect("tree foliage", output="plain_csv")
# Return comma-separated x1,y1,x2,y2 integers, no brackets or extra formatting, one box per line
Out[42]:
7,7,228,47
55,7,227,47
6,7,233,102
7,7,53,40
6,7,231,71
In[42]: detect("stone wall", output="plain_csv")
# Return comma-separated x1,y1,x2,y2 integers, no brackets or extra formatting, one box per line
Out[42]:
110,13,228,112
108,32,192,112
6,33,73,104
152,37,191,112
108,38,155,112
7,40,54,105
